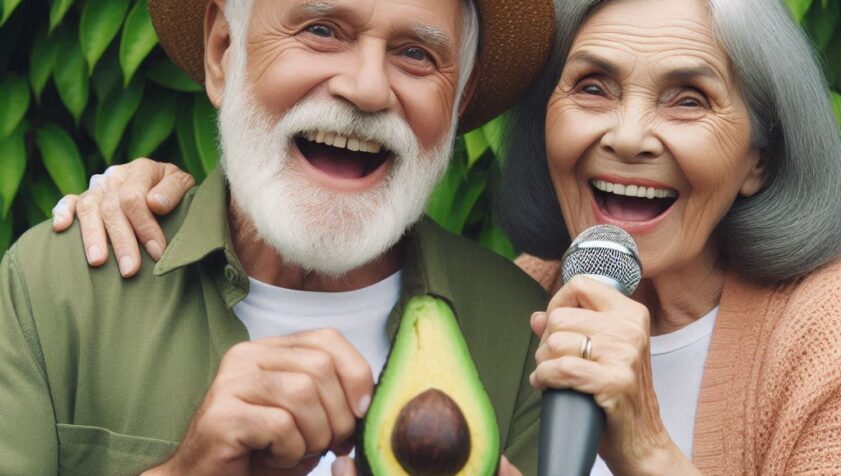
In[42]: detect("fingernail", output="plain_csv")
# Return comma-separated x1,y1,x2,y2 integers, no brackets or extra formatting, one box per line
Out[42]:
152,194,169,209
358,394,371,416
332,456,348,475
119,256,134,277
146,240,163,261
86,245,102,264
52,212,66,227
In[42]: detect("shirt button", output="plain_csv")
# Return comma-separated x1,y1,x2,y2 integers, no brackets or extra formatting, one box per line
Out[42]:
224,265,238,283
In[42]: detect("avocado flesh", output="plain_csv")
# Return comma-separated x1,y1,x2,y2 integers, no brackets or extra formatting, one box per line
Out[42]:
359,296,500,475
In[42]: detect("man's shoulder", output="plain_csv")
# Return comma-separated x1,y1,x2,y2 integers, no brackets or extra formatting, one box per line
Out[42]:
9,187,199,288
416,218,547,307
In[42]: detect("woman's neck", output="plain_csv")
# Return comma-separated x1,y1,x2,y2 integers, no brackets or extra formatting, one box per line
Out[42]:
633,246,726,336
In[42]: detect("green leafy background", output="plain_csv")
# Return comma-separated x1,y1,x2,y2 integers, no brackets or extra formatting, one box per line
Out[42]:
1,0,840,257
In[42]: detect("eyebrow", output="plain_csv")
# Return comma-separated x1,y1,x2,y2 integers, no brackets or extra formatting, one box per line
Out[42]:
288,1,340,23
566,52,620,76
408,23,455,64
661,65,721,84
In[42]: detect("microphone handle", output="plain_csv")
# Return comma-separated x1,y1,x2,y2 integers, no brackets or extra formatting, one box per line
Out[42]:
538,389,605,476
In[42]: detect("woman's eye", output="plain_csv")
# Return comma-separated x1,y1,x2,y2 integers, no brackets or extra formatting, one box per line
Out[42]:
403,47,428,62
677,97,703,108
307,24,333,38
581,84,604,96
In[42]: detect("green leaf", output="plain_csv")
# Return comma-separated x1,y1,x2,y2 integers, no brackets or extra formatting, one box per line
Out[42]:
787,0,814,23
127,90,177,158
0,75,29,139
427,139,467,227
92,51,124,102
175,99,205,181
481,115,507,156
448,171,487,234
0,122,27,218
804,0,839,49
0,0,23,27
48,0,74,33
29,27,60,101
27,177,61,221
479,221,516,260
95,78,145,164
146,59,203,92
0,209,11,255
119,0,158,86
53,29,89,123
831,92,841,126
463,129,489,169
192,95,220,174
79,0,131,74
35,123,87,195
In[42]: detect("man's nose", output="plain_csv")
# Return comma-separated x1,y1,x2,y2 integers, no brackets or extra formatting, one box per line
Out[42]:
599,102,664,161
327,41,396,113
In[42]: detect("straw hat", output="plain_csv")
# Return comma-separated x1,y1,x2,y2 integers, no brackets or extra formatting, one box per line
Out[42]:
148,0,556,132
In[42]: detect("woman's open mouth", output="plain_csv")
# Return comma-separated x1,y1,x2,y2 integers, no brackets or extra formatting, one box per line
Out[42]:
294,130,393,183
591,178,678,223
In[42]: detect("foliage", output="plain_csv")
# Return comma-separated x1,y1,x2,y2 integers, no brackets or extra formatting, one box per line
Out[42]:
1,0,841,258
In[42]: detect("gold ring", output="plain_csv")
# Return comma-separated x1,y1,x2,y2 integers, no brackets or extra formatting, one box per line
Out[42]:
580,336,593,361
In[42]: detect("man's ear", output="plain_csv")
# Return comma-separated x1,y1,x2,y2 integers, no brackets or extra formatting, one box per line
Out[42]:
204,0,231,108
739,147,768,197
457,66,480,116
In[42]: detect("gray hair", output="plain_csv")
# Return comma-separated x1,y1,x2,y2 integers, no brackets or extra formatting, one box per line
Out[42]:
224,0,479,107
498,0,841,283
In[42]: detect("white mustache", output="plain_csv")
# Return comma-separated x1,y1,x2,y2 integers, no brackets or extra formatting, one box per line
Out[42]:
275,97,420,163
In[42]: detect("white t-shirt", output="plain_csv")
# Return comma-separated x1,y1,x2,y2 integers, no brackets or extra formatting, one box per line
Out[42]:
590,306,719,476
232,272,402,475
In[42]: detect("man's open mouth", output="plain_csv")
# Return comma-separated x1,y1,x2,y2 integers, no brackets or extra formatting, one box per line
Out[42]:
591,179,678,222
295,131,393,180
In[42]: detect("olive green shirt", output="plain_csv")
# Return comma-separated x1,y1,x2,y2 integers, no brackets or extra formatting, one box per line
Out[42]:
0,168,546,475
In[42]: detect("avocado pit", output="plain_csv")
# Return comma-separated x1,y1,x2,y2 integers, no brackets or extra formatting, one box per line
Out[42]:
391,388,471,475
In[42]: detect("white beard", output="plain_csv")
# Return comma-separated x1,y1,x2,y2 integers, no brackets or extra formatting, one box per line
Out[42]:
218,68,457,278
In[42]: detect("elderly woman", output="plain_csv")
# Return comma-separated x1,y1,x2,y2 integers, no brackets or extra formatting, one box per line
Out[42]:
54,0,841,473
500,0,841,473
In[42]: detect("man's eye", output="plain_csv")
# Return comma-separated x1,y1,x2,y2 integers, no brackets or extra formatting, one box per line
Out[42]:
307,24,334,38
403,47,428,61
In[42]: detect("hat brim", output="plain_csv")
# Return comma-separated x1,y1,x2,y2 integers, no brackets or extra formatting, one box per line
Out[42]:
149,0,556,133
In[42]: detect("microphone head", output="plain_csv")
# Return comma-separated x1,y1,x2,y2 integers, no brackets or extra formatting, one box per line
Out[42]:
562,225,643,295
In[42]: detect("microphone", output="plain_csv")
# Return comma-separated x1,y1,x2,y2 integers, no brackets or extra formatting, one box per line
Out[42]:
538,225,642,476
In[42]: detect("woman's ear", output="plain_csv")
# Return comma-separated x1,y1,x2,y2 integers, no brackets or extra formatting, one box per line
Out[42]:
739,147,768,197
204,0,231,109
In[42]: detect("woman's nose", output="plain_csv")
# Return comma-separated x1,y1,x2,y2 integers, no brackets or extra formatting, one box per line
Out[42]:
327,41,397,113
599,103,664,161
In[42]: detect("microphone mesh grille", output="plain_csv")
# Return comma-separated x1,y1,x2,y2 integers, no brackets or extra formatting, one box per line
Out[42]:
562,225,642,294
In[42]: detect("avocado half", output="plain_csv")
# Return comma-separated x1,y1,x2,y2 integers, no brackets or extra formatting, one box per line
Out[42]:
356,295,500,475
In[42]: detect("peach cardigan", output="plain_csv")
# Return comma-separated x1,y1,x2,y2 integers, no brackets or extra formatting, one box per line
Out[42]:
516,255,841,475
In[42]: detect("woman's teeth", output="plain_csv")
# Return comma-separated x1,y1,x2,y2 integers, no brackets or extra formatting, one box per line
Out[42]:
591,179,677,199
304,131,383,154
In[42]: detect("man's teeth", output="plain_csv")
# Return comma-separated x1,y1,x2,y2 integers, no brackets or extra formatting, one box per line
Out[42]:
304,131,383,153
591,179,677,199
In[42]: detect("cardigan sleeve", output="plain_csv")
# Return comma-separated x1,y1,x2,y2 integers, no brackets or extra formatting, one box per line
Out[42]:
784,387,841,474
514,254,561,294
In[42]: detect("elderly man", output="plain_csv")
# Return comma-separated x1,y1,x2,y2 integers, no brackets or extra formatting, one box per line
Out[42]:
0,0,555,474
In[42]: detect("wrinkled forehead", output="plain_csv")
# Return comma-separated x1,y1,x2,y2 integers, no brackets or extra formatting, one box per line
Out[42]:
251,0,464,39
569,0,735,85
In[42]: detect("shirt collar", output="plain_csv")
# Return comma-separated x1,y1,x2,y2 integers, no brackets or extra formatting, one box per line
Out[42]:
153,166,232,277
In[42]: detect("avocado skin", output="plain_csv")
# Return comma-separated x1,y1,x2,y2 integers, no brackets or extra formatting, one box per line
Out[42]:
355,295,501,475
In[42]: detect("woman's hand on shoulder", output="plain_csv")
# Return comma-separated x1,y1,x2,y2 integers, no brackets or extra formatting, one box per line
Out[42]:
51,158,194,278
531,276,699,475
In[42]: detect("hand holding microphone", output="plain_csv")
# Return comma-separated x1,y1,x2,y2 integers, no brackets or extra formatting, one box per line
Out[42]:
534,226,676,476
